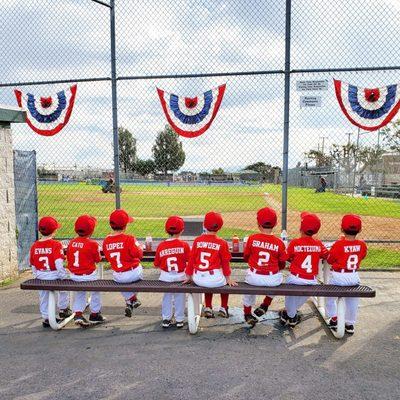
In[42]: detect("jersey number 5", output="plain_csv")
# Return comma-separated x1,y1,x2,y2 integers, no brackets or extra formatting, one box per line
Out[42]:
199,252,211,270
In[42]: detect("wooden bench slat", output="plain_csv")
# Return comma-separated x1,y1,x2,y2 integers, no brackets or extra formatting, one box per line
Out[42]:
20,279,375,298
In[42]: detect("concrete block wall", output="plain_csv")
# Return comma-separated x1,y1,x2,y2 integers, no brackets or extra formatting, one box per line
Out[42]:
0,126,18,282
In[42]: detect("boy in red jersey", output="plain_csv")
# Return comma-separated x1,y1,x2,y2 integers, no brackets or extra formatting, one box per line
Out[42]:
154,216,191,328
325,214,367,335
185,212,237,318
280,212,328,327
242,207,288,328
103,209,143,318
67,215,105,327
30,216,71,327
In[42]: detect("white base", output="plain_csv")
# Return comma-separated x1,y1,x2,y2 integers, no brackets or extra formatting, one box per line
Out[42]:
312,296,345,339
48,291,75,330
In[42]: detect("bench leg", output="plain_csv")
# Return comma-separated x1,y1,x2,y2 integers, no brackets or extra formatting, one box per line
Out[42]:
48,291,75,330
311,296,345,339
187,293,202,334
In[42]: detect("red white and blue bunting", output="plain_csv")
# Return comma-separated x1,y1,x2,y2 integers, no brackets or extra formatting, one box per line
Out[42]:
334,79,400,131
157,84,226,138
14,84,77,136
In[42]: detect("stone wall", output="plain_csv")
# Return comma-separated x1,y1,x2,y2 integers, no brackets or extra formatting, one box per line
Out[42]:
0,126,18,282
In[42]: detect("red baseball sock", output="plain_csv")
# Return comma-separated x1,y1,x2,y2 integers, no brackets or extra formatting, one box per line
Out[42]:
262,296,272,307
331,316,337,322
129,294,137,303
220,293,229,309
205,293,213,308
75,311,82,317
244,305,252,315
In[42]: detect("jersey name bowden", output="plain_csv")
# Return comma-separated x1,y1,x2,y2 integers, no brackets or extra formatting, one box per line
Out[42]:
197,242,221,250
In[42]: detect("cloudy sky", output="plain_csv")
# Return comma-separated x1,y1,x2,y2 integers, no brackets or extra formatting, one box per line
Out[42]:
1,0,400,171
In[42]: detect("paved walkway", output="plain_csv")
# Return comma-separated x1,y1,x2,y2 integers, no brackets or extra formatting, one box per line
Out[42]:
0,271,399,400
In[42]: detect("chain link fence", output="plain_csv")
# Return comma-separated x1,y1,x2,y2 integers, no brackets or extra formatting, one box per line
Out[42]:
1,0,399,267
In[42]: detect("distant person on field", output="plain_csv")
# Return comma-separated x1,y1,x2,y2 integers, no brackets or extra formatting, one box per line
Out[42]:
316,176,327,193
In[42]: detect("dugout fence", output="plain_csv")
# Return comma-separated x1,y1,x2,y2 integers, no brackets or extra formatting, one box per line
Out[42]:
1,0,399,266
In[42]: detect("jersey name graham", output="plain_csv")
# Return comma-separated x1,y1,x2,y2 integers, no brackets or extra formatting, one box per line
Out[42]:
196,242,221,251
252,240,279,252
159,247,185,257
293,245,321,252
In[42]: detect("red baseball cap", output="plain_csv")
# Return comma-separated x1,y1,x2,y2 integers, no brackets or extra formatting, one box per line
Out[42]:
204,212,224,232
38,216,61,236
300,212,321,235
341,214,362,233
75,215,97,236
109,209,134,230
165,216,185,234
257,207,277,228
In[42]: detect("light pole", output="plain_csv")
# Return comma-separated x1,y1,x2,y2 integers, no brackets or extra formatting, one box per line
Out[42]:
90,0,121,208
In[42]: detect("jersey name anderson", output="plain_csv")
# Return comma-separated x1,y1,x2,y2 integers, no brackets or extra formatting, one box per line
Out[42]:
197,242,221,250
159,247,185,257
252,240,279,252
293,245,321,252
344,245,361,253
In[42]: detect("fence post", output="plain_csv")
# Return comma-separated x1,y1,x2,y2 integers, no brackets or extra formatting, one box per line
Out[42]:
110,0,121,208
281,0,292,232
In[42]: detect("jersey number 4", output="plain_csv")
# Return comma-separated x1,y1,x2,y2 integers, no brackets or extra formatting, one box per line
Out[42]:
300,255,313,273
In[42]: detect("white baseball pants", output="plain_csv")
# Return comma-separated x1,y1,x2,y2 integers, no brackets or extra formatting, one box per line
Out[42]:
35,270,70,319
159,270,186,322
70,271,101,313
193,269,227,288
113,266,143,302
285,274,318,318
243,270,283,307
325,271,360,325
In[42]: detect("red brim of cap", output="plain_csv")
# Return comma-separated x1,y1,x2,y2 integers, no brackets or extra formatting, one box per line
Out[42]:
128,216,134,223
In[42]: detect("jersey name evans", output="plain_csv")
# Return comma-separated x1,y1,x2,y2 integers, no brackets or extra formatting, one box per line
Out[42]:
252,240,279,252
105,242,124,251
34,248,52,255
344,245,361,253
293,245,321,252
196,242,221,251
159,247,184,257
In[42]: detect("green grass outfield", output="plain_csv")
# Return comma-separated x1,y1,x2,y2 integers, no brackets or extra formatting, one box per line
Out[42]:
38,182,400,269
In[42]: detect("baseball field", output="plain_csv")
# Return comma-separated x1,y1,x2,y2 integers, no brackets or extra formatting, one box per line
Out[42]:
38,182,400,268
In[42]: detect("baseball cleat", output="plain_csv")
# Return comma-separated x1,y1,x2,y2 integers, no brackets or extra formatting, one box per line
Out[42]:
59,307,73,319
254,304,269,318
125,303,133,318
244,313,258,328
131,299,141,309
328,318,337,331
345,324,355,335
203,307,215,318
74,314,90,327
89,313,106,325
175,321,184,329
279,310,290,326
288,313,301,328
218,307,229,318
162,319,171,328
42,318,63,328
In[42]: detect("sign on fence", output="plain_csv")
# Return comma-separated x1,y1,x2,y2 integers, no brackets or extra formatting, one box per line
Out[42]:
296,80,329,91
300,96,322,108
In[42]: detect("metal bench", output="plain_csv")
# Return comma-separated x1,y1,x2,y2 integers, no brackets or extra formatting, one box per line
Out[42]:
20,275,375,338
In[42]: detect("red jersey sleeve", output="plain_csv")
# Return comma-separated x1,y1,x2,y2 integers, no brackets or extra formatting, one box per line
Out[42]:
327,242,339,266
220,240,232,277
186,243,196,275
287,241,295,261
243,237,252,262
278,240,288,262
54,241,65,261
92,241,102,263
184,242,191,263
320,241,329,259
361,241,368,260
129,236,143,260
154,243,161,268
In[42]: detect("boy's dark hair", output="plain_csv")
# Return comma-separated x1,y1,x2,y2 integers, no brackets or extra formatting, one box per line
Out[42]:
304,230,314,236
343,229,359,236
261,223,273,229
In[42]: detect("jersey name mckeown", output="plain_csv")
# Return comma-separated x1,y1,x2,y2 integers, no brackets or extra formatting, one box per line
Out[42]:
293,245,321,252
159,247,185,257
252,240,279,252
344,245,361,253
197,242,221,250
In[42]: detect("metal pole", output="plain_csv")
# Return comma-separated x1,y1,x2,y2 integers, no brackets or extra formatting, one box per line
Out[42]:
110,0,121,208
352,127,360,196
281,0,292,232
